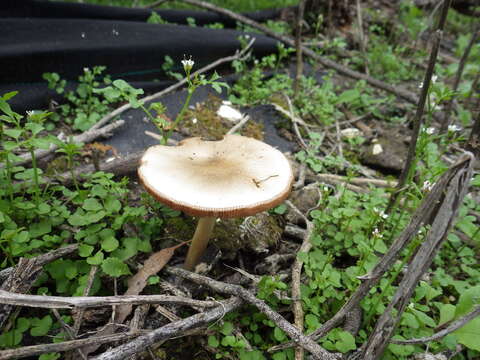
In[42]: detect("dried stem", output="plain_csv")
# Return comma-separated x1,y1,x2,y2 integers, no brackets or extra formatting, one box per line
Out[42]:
0,290,218,309
293,0,306,97
286,201,314,360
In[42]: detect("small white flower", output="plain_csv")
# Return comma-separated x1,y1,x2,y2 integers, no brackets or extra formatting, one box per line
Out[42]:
191,118,198,124
372,228,383,238
83,67,89,72
425,127,435,135
418,81,424,89
81,32,86,38
448,124,462,132
112,29,119,36
431,75,438,83
373,207,388,219
26,110,35,116
422,180,434,192
181,57,194,72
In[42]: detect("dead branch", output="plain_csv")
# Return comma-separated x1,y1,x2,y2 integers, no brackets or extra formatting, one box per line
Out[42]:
286,200,315,360
361,152,473,359
293,0,306,97
0,332,141,360
165,267,339,360
269,152,473,353
90,39,255,131
0,290,218,309
391,305,480,345
91,297,243,360
226,115,251,135
72,265,98,336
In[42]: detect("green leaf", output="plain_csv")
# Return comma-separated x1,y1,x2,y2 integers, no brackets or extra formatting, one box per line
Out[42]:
4,129,23,139
101,236,119,252
335,330,356,353
337,89,359,104
220,321,234,335
16,318,31,333
273,327,286,342
454,317,480,351
147,275,160,285
25,122,44,136
0,330,23,347
221,335,236,347
30,315,53,336
101,257,130,277
29,221,52,238
83,198,103,211
455,286,480,317
39,353,61,360
78,244,94,257
438,304,456,326
64,262,78,280
208,335,219,348
105,196,121,213
87,251,104,265
471,175,480,187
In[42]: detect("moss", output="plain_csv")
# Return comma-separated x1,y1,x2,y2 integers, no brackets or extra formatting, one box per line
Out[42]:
181,94,264,140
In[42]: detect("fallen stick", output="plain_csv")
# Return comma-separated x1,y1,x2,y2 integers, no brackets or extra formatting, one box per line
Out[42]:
286,200,314,360
165,267,339,360
316,174,397,188
92,297,243,360
0,290,218,309
90,38,255,131
0,332,141,360
158,0,418,104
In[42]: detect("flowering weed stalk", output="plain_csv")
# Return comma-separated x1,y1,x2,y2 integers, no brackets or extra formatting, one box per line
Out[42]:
161,57,229,144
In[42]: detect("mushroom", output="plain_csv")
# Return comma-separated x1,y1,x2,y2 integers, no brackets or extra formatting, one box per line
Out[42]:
138,134,294,270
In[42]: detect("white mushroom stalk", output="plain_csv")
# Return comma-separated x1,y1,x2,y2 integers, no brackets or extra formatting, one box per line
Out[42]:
138,135,294,271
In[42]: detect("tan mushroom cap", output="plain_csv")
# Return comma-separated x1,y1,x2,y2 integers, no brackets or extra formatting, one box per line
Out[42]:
138,135,294,218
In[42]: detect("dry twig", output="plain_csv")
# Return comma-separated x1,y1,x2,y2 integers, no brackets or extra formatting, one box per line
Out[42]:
286,201,315,360
0,290,218,309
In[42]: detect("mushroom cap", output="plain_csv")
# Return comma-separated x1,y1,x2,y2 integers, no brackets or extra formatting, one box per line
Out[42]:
138,135,294,218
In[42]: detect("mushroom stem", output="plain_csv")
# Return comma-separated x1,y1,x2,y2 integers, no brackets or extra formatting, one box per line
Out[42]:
184,217,216,271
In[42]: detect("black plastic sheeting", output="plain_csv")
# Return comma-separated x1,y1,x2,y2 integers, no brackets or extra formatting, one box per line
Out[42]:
1,0,302,154
1,0,281,110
